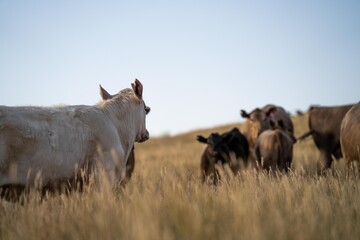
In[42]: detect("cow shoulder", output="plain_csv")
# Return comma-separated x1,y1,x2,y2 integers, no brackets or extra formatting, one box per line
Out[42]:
73,107,121,149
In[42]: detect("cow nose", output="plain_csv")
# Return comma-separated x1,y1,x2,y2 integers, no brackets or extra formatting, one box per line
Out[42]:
144,135,149,141
139,136,149,142
139,131,149,142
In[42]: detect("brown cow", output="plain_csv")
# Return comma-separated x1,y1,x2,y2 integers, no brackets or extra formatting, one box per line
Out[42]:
240,104,294,164
340,104,360,173
298,104,354,174
254,120,297,172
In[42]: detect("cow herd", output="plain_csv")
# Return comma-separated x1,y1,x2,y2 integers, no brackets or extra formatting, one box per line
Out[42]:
197,104,297,183
198,103,360,183
0,79,359,200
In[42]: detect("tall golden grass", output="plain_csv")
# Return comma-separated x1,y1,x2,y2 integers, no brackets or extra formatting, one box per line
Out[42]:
1,113,360,240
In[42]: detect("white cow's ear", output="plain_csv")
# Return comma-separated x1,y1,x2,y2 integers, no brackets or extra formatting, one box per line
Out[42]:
99,85,112,100
132,79,143,99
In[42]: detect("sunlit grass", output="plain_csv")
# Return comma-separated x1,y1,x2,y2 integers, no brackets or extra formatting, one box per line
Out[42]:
1,115,360,240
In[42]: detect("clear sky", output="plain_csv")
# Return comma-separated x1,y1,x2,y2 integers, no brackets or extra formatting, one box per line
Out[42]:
1,1,359,136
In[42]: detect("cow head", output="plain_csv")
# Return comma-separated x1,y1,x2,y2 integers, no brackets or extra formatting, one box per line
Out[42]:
131,79,151,142
99,79,150,143
240,108,275,139
221,128,241,144
197,133,231,164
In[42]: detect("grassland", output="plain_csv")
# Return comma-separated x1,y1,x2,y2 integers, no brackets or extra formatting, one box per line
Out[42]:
1,113,360,240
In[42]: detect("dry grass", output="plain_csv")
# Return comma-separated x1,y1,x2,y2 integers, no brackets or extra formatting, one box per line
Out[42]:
1,114,360,240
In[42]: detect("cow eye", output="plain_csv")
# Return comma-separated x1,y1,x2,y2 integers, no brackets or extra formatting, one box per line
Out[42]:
145,106,151,115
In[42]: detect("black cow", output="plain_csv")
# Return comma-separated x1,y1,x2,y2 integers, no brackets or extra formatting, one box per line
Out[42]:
197,128,249,184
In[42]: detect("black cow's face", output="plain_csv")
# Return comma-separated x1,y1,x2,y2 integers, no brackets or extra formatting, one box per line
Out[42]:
197,133,230,163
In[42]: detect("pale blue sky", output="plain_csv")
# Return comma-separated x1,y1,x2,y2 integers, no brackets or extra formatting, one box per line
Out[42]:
1,1,359,136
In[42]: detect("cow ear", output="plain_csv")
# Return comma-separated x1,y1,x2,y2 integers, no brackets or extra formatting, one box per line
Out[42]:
222,128,238,142
240,110,250,118
99,85,112,100
197,135,208,144
231,128,240,134
131,79,143,99
266,107,277,117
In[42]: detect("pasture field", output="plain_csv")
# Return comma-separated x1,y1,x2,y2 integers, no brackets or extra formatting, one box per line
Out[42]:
1,113,360,240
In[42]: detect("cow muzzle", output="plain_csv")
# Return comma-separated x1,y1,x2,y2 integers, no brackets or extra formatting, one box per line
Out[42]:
138,130,150,143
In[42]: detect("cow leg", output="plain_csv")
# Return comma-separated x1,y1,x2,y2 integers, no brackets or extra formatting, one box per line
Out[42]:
205,165,219,185
248,149,258,169
347,160,360,179
95,145,126,190
332,144,343,160
112,147,128,186
346,160,353,179
96,152,116,191
120,146,135,187
284,155,293,173
261,157,275,172
254,145,262,171
0,184,26,202
279,159,288,173
317,151,333,175
213,168,221,185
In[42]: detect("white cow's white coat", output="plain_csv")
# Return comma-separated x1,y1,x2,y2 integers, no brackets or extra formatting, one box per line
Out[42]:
0,80,149,188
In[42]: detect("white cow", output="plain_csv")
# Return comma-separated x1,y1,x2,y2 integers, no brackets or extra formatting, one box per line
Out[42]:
0,79,150,193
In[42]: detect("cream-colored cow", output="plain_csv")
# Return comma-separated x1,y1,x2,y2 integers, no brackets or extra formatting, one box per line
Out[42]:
0,79,150,195
340,104,360,175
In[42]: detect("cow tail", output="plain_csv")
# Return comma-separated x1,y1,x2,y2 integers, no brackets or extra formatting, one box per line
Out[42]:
297,130,314,142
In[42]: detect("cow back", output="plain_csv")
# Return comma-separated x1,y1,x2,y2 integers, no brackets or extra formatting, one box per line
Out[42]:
0,105,97,186
255,129,294,171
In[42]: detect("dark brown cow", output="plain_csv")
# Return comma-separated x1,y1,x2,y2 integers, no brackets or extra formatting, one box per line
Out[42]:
197,128,249,184
255,120,296,172
298,104,355,173
340,104,360,173
240,104,294,164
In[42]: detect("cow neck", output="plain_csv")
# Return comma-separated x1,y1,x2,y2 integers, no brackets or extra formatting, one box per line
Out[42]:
99,96,138,153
